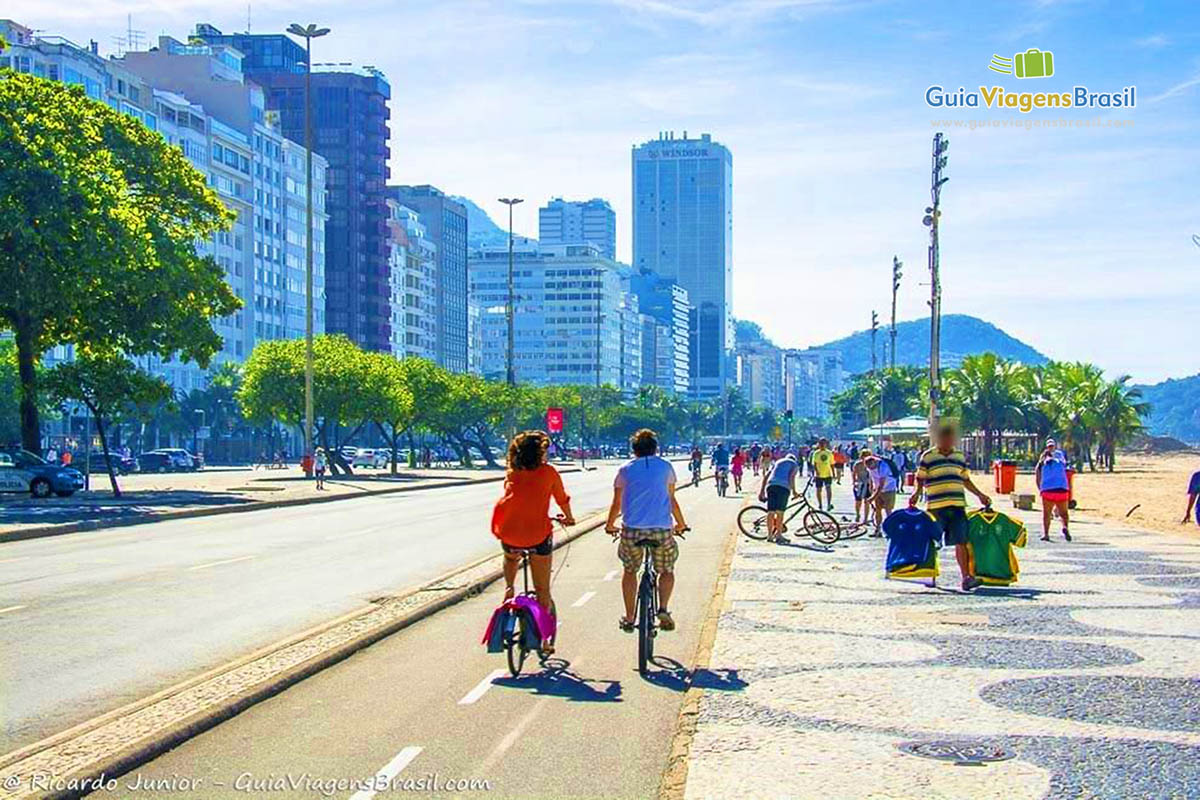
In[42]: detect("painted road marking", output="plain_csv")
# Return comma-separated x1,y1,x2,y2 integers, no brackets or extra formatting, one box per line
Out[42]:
479,656,583,773
0,605,27,615
187,555,255,571
458,669,506,705
572,591,596,608
349,745,423,800
603,569,619,581
0,557,26,565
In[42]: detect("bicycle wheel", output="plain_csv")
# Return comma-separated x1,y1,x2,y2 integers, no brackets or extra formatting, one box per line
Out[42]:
637,580,654,674
506,615,528,677
803,509,841,545
737,505,770,540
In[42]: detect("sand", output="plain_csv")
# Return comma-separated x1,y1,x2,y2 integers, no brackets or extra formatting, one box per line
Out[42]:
1003,452,1200,538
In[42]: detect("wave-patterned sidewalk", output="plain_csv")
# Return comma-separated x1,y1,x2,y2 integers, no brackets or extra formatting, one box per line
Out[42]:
680,486,1200,800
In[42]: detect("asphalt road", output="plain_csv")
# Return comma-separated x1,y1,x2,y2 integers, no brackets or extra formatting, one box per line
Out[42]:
0,462,673,753
114,483,742,799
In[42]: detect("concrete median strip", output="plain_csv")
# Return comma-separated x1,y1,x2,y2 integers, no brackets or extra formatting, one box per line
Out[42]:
0,512,610,800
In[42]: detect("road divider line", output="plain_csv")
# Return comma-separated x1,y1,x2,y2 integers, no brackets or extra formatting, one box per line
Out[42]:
348,745,423,800
187,555,255,571
0,557,25,565
0,605,26,615
603,569,619,581
571,590,596,608
458,669,506,706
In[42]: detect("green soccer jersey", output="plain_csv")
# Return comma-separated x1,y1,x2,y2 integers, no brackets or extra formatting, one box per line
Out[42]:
966,510,1027,585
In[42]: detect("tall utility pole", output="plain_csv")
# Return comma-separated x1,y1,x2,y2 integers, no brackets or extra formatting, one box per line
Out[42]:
924,132,950,431
890,256,902,370
498,198,523,387
870,310,879,375
287,23,329,468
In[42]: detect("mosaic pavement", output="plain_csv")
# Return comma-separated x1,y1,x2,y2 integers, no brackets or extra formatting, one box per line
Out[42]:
682,488,1200,800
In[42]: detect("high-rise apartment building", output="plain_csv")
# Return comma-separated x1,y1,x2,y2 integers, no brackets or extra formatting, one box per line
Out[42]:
737,345,784,411
628,271,690,394
384,201,437,361
0,20,326,394
784,349,845,420
632,131,733,400
538,198,617,260
468,242,635,387
387,186,470,373
194,24,393,353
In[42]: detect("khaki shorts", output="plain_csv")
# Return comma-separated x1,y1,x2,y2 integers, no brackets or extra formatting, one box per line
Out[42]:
618,528,678,574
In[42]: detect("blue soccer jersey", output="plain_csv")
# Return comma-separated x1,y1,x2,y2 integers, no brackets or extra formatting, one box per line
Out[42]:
882,508,942,579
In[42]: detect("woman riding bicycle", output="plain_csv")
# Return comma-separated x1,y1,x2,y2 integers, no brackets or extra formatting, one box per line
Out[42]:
491,430,576,655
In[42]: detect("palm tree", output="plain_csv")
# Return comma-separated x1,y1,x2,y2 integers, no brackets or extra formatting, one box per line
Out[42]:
944,354,1024,464
1091,376,1149,471
1043,361,1105,470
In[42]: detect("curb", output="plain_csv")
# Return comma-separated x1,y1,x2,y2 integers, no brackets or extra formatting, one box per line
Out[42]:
0,511,610,800
658,496,745,800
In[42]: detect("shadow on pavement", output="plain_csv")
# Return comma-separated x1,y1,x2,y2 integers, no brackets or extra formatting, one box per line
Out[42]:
494,658,623,703
642,656,749,692
0,490,252,525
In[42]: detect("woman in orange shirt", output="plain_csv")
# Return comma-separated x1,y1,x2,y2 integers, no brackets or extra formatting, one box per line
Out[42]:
491,431,575,641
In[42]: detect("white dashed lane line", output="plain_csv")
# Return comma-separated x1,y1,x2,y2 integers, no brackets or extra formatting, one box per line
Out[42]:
457,669,507,706
0,605,27,615
348,746,423,800
186,555,256,571
603,569,619,581
571,591,596,608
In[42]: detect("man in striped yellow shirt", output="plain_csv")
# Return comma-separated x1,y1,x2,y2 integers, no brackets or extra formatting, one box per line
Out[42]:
911,422,992,591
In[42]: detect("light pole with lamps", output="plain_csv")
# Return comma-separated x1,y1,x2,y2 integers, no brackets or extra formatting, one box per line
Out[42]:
498,198,523,387
286,22,329,473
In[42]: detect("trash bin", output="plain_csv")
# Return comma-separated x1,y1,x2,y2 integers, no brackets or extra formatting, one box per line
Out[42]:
993,460,1017,494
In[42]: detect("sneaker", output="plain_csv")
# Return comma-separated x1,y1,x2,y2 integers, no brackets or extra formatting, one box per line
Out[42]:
658,610,676,631
1063,529,1072,542
1040,534,1050,542
961,576,983,591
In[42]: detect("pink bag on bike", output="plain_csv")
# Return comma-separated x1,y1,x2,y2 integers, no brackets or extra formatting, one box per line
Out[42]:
481,596,556,652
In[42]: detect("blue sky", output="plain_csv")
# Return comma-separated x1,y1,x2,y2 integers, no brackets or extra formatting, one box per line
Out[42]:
15,0,1200,382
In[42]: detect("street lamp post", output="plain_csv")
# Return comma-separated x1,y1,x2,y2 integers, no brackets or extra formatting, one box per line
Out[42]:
923,132,950,432
890,256,902,370
287,22,330,474
498,198,523,387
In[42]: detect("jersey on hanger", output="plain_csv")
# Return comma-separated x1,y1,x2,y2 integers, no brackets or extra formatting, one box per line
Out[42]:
882,508,942,579
966,509,1027,585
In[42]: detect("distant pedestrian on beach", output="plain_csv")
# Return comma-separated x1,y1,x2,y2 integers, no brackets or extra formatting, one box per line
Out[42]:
1183,465,1200,527
1036,438,1073,541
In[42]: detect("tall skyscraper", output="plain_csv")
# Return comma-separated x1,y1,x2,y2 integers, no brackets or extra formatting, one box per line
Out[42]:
194,24,393,353
538,198,617,260
632,131,733,400
388,186,470,373
629,271,690,395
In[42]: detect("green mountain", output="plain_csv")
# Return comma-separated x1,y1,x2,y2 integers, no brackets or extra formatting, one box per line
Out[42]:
807,314,1048,375
1137,374,1200,445
452,195,517,249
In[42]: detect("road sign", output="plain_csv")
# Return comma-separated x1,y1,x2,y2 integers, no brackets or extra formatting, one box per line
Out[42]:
546,407,564,434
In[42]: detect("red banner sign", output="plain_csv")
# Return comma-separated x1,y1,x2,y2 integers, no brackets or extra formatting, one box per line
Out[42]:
546,407,564,434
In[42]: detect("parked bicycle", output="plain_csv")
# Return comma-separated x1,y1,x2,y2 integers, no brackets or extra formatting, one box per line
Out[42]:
738,476,841,544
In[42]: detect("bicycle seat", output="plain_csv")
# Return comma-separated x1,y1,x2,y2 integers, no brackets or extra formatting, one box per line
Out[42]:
634,539,660,548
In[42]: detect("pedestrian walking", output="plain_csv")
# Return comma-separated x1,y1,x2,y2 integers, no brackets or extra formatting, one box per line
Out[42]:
852,448,873,524
1184,464,1200,527
1036,438,1072,541
314,448,327,490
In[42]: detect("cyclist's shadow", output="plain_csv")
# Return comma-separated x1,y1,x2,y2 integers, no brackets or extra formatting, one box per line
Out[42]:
640,656,748,693
493,658,623,703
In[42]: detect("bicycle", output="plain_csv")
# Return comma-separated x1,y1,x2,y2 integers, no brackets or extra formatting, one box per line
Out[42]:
738,476,840,544
613,526,689,674
714,466,729,497
497,518,564,677
689,461,701,487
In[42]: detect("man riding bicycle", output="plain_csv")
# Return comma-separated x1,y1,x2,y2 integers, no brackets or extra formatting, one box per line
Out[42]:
711,441,730,494
606,429,688,633
688,445,703,485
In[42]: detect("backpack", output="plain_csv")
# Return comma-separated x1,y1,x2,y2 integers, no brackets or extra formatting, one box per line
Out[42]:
879,456,901,481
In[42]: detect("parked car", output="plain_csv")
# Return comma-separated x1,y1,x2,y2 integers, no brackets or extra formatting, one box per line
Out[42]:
136,452,175,473
351,448,378,468
0,448,85,498
85,452,137,475
339,446,358,462
148,448,202,471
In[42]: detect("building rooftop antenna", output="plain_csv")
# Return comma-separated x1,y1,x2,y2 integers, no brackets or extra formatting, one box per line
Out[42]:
112,13,145,56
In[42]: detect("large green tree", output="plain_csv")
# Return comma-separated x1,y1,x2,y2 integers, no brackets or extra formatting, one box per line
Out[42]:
0,71,240,452
43,352,171,496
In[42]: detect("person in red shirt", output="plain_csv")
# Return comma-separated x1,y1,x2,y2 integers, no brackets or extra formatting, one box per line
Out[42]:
491,431,575,638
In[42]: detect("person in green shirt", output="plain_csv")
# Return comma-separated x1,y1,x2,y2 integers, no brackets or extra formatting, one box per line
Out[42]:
911,421,992,592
